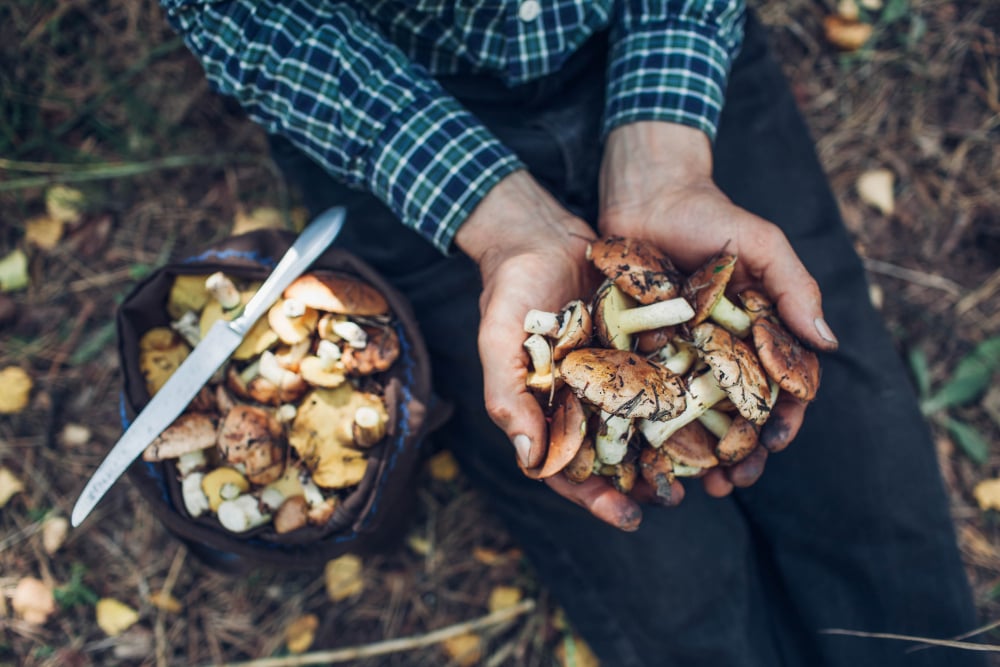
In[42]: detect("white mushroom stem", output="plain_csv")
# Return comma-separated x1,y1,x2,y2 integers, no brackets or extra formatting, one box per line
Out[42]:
259,350,303,388
282,297,306,319
595,411,632,465
672,464,705,478
639,371,727,447
217,495,271,532
276,403,298,424
300,478,326,507
332,321,367,348
523,334,552,375
618,298,695,333
170,311,202,347
176,450,207,476
353,406,387,447
182,473,209,518
239,359,261,386
316,339,342,370
205,272,241,310
711,297,752,338
220,481,244,502
697,408,732,440
259,487,286,513
656,340,697,375
523,309,562,337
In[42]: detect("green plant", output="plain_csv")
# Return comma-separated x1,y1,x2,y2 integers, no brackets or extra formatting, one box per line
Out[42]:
910,337,1000,464
53,562,99,609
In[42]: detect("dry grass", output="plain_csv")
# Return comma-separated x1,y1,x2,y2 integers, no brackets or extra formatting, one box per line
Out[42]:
1,0,998,665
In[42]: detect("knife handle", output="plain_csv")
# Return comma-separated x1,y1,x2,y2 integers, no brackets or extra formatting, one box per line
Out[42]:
233,207,347,334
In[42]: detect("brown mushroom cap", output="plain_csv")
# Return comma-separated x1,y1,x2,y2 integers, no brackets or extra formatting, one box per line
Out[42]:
740,289,821,402
638,446,675,502
552,300,592,360
267,299,319,345
685,252,737,326
690,323,772,426
340,326,400,376
587,236,683,305
522,387,588,480
273,495,310,534
143,412,217,462
560,348,687,421
659,421,719,469
562,435,596,484
218,405,283,466
284,271,389,316
715,415,760,465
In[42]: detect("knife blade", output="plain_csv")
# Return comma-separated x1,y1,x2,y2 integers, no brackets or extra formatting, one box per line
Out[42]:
71,206,347,527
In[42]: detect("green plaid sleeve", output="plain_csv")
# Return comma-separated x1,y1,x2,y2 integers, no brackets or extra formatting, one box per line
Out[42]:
605,0,745,141
161,0,523,254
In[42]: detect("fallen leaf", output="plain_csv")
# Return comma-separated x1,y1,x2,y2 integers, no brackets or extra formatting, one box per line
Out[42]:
0,366,33,414
232,206,286,236
837,0,860,21
959,524,1000,567
0,467,25,508
147,590,182,614
42,516,70,555
0,249,29,293
472,546,522,566
555,633,601,667
45,185,86,224
428,450,460,482
96,598,140,637
284,613,319,654
442,633,481,667
856,168,896,215
974,479,1000,512
488,586,522,613
325,554,364,602
407,534,431,556
12,577,56,625
24,215,66,250
823,15,873,51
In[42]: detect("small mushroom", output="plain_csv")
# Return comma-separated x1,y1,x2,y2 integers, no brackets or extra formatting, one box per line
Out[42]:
591,281,694,351
602,460,638,494
638,446,675,503
352,402,389,448
523,300,592,360
257,350,309,403
638,367,728,447
587,236,684,305
267,298,318,345
181,472,210,517
690,323,772,426
138,327,191,397
340,326,401,376
205,272,242,310
307,497,338,526
273,495,310,534
284,271,389,316
560,348,687,421
592,410,633,466
714,415,760,465
658,421,719,474
523,334,556,394
562,435,596,484
300,340,348,388
142,412,217,462
199,295,279,361
684,252,751,337
217,405,285,484
521,387,587,480
740,289,821,402
217,494,271,532
201,467,250,512
167,273,212,320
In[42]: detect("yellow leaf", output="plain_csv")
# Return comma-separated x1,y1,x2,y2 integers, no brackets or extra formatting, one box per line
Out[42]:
974,479,1000,511
427,450,460,482
284,613,319,654
836,0,859,21
407,534,431,556
823,15,873,51
96,598,140,637
325,554,364,602
472,546,522,566
555,634,601,667
442,633,481,667
12,578,56,626
487,586,522,613
45,185,85,224
147,590,183,614
24,215,66,250
856,168,895,216
0,467,25,508
41,516,70,555
0,249,29,293
232,206,286,236
0,366,32,414
290,206,310,232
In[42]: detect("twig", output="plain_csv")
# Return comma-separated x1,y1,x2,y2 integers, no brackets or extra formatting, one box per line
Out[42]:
861,257,963,296
156,546,188,667
820,628,1000,652
203,599,536,667
45,299,95,382
905,618,1000,654
0,154,262,192
956,266,1000,316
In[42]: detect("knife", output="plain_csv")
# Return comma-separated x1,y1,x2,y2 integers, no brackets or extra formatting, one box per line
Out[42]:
71,206,347,527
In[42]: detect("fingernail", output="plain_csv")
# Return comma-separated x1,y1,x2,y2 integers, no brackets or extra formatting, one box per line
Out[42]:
814,317,838,346
513,434,532,466
618,505,643,532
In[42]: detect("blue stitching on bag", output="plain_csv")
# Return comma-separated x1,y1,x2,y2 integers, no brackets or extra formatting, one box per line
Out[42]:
181,249,277,268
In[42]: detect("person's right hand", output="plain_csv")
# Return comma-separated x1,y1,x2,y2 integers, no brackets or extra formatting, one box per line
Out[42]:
455,170,644,532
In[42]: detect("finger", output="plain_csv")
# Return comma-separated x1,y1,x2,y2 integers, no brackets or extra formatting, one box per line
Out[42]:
702,468,734,497
760,393,807,453
736,220,838,352
631,476,686,508
546,474,643,531
726,445,769,488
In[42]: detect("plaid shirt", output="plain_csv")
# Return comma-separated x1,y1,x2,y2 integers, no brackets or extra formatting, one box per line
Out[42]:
161,0,745,253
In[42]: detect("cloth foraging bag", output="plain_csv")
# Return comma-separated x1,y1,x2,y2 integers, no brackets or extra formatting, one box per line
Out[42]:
116,229,441,570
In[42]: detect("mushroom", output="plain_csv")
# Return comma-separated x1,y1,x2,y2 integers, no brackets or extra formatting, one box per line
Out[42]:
523,300,592,360
201,467,250,512
714,415,760,465
690,323,772,426
560,348,687,421
523,334,556,394
600,460,638,494
740,289,821,402
684,252,751,338
138,327,190,397
638,446,675,502
352,402,389,448
284,271,389,316
257,350,309,403
267,298,318,345
273,495,310,534
170,310,202,347
217,405,285,485
142,412,217,462
521,387,587,480
181,472,210,517
300,340,348,388
657,421,719,475
592,410,633,466
637,366,728,447
167,273,212,320
586,236,684,305
340,326,401,376
562,436,596,483
217,494,271,532
205,272,242,311
591,281,694,351
200,297,278,361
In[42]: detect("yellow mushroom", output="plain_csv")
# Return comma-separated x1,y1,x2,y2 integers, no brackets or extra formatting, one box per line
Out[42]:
201,467,250,512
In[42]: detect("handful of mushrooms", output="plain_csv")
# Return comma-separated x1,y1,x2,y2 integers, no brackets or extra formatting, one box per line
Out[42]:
520,236,821,504
137,270,399,535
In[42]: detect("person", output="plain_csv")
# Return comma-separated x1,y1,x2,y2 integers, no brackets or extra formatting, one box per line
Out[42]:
158,1,988,664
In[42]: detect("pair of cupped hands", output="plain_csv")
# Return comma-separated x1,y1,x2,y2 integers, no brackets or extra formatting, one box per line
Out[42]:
454,122,840,532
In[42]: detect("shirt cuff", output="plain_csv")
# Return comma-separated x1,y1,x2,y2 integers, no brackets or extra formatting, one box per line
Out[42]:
366,86,525,254
603,17,741,142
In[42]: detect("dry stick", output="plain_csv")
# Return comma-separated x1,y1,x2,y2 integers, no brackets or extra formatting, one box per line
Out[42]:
203,599,536,667
905,618,1000,654
45,298,95,383
861,257,963,296
820,628,1000,652
155,546,189,667
956,266,1000,316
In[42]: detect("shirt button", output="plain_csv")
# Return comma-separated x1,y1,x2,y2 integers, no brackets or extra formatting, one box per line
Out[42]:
518,0,541,22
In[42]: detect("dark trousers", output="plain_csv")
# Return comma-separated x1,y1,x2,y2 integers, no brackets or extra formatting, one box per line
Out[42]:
269,13,986,667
